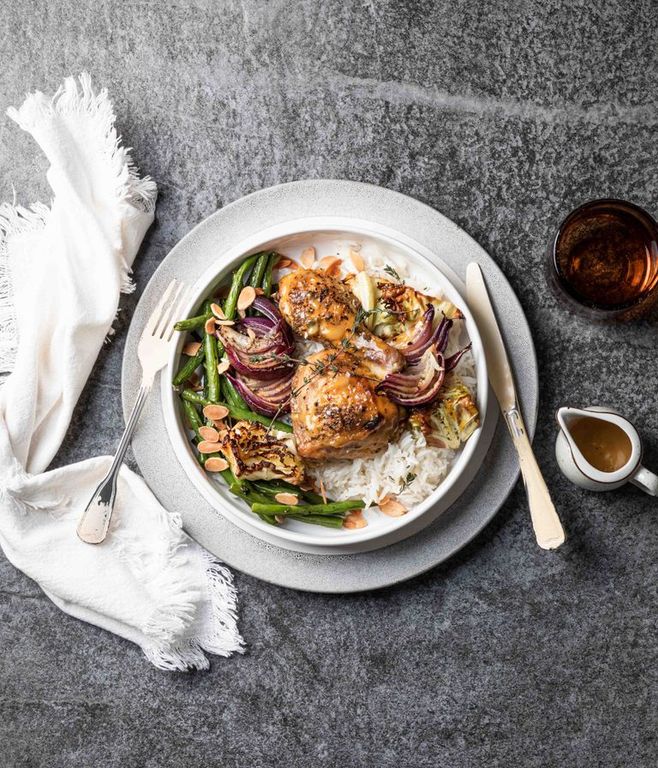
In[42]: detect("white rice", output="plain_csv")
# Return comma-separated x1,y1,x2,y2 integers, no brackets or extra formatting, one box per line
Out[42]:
288,251,478,510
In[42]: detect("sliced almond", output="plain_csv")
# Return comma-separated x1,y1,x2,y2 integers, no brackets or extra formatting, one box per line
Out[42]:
379,495,408,517
246,327,256,341
237,285,256,311
216,358,230,375
210,302,226,320
215,319,235,327
255,287,264,295
205,457,229,472
318,255,342,277
203,404,229,421
300,246,316,268
274,515,286,524
343,510,367,529
204,317,216,334
275,257,300,271
349,248,365,272
182,340,202,357
198,426,220,443
319,477,327,505
274,492,299,505
213,421,229,435
198,440,221,455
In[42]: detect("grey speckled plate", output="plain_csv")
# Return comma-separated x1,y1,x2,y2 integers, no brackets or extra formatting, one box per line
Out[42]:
121,180,538,593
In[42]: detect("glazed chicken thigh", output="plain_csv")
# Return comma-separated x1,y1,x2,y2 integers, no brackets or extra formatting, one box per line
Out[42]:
277,269,404,378
290,349,403,460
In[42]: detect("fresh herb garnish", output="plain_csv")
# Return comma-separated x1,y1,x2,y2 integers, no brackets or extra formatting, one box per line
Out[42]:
264,306,380,433
383,264,402,282
399,471,416,492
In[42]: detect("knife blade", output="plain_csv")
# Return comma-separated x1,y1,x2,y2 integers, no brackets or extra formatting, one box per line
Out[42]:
466,262,565,550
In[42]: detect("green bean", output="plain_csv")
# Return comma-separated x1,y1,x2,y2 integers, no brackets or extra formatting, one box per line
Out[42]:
262,252,276,297
222,376,249,410
251,480,330,505
181,399,207,466
224,253,261,319
287,514,345,528
228,483,277,525
174,313,210,332
180,390,293,433
221,377,239,409
181,389,210,405
173,345,205,387
221,468,246,493
203,318,220,403
251,500,364,517
232,483,274,506
228,404,292,433
250,481,296,500
182,399,202,432
248,252,270,289
300,490,332,505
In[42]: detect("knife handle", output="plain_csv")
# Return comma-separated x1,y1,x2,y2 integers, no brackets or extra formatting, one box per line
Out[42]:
505,408,566,550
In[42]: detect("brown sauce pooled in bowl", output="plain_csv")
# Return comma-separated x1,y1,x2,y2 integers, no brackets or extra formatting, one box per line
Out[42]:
569,416,632,473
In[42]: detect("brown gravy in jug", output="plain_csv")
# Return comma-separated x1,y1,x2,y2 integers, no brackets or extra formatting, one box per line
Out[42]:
569,416,632,473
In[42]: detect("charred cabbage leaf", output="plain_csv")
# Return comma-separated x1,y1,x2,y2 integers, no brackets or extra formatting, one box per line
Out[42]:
410,378,479,450
220,420,304,484
348,274,463,349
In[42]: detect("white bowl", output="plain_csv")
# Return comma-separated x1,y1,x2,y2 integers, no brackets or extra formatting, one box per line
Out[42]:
162,217,489,551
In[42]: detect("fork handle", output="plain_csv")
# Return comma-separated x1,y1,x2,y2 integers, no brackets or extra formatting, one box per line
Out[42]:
77,383,151,544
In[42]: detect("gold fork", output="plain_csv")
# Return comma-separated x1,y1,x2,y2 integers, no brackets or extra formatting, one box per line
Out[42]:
77,279,190,544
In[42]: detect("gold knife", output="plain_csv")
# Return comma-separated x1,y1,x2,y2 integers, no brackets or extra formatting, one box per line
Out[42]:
466,262,565,549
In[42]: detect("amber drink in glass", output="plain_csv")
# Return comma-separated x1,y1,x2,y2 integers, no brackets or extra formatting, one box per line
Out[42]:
548,199,658,320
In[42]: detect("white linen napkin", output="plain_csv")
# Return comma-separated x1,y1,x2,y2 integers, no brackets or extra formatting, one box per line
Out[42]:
0,74,243,670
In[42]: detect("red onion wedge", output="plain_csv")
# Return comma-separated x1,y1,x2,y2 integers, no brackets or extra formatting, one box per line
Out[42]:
227,372,293,417
248,296,294,345
403,308,453,363
219,324,294,380
225,347,293,380
241,316,277,335
432,315,452,354
251,296,283,323
402,306,434,362
445,342,472,372
377,346,446,406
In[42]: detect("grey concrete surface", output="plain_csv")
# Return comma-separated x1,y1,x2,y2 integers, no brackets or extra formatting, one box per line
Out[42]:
1,1,657,766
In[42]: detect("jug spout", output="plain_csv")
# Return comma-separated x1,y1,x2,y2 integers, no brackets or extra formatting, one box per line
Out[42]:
556,406,590,449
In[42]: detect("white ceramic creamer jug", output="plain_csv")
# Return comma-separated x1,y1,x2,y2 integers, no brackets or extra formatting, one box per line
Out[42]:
555,406,658,495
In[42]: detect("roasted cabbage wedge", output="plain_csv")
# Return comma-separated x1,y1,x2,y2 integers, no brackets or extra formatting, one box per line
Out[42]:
409,378,479,450
220,420,305,484
347,273,463,349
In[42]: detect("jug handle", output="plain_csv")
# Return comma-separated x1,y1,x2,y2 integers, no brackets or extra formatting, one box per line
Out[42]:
630,466,658,496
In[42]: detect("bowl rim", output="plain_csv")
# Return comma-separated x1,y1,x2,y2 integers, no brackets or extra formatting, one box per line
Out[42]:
162,215,489,548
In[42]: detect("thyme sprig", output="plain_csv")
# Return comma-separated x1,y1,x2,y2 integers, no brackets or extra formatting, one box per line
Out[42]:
399,471,417,492
383,264,402,282
264,310,376,432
